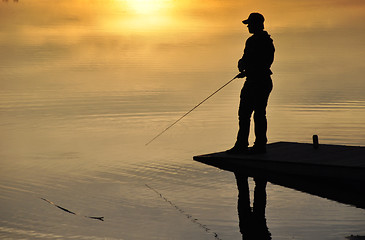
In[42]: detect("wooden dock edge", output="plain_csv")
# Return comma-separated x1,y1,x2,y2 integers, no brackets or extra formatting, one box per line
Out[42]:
193,142,365,183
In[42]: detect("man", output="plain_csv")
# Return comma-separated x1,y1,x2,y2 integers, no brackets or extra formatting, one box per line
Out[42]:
227,13,275,154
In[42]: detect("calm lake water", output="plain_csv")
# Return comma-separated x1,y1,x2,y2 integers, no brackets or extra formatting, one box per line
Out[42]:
1,0,365,239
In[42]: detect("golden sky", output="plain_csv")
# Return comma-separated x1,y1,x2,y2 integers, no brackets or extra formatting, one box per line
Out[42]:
1,0,364,92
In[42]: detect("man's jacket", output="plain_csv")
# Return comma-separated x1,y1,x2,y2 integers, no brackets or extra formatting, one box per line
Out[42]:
238,31,275,79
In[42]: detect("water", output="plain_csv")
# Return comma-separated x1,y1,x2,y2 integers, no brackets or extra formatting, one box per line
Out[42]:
1,0,365,239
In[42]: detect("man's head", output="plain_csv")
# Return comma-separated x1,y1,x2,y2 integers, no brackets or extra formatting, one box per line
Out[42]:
242,13,265,34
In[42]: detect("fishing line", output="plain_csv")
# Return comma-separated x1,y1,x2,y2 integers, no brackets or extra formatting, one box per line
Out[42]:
145,184,223,240
41,198,104,221
145,73,245,146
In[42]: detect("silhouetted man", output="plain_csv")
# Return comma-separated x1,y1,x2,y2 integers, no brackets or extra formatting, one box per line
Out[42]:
227,13,275,154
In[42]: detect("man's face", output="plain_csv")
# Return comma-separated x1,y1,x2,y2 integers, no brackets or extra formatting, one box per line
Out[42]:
247,23,254,34
247,22,261,34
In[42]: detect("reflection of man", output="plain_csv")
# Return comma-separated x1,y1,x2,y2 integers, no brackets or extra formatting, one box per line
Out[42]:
227,13,275,154
234,173,271,240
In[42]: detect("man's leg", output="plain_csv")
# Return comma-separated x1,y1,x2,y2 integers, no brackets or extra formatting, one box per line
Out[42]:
237,102,254,149
227,83,254,154
253,79,272,151
253,108,268,147
237,83,254,148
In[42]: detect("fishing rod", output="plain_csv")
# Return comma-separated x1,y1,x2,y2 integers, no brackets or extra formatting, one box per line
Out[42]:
145,72,246,146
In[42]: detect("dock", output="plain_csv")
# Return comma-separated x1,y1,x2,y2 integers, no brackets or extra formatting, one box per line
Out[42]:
193,142,365,209
193,141,365,182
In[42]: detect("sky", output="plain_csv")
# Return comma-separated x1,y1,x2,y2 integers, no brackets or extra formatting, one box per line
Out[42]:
1,0,364,97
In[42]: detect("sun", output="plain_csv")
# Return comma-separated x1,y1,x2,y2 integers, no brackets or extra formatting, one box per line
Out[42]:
123,0,172,15
109,0,177,32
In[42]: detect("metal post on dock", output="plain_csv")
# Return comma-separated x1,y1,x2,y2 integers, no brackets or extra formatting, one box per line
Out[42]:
313,135,319,149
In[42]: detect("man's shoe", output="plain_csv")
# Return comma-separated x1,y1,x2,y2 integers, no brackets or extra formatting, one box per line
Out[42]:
248,145,266,154
226,146,248,155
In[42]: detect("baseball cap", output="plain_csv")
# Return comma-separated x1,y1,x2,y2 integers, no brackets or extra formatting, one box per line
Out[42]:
242,13,265,24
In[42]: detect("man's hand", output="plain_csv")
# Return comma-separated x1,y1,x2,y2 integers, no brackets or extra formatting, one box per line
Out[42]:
234,72,246,79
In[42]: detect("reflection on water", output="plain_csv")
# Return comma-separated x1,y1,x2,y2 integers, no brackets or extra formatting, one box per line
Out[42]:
233,170,365,240
234,173,271,240
1,0,365,239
